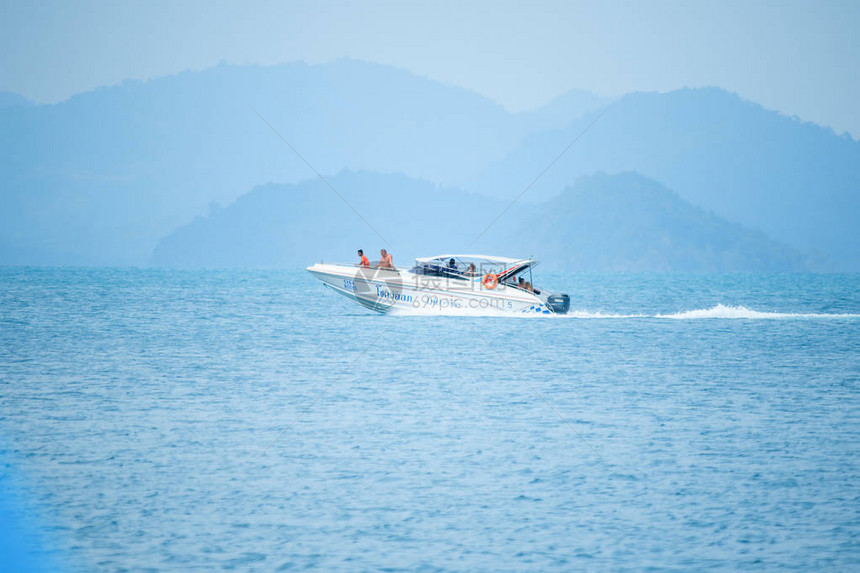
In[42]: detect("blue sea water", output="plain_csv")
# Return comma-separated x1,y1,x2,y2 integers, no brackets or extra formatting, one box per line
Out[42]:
1,268,859,572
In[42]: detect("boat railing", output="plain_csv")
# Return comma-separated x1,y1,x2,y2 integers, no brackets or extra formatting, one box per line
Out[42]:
314,261,541,292
318,261,401,271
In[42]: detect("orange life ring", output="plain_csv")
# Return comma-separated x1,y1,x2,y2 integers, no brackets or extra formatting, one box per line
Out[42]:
482,273,498,290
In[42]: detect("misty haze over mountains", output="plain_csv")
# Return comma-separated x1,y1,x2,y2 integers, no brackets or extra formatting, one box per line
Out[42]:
1,60,857,270
152,171,813,272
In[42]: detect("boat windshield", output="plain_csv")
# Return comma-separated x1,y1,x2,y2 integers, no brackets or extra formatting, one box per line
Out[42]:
411,254,538,285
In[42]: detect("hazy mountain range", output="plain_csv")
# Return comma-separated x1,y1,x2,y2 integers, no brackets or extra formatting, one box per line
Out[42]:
1,60,857,270
471,88,860,267
152,170,813,272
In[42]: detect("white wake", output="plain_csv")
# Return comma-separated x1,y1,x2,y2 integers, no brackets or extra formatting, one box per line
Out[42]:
653,303,859,320
390,303,858,319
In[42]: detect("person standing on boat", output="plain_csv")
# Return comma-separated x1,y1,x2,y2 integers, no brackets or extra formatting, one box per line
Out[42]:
357,249,370,268
378,249,394,269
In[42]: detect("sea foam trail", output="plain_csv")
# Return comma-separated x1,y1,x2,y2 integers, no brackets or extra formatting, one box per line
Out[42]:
554,304,858,319
566,310,644,319
391,303,859,319
654,304,860,320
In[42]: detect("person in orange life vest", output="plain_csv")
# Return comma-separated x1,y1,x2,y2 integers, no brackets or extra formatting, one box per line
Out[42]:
357,249,370,268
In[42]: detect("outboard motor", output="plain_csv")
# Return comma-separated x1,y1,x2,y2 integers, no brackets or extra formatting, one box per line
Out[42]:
546,293,570,314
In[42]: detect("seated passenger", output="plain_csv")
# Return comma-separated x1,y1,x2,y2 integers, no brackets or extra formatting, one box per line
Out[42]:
378,249,394,269
465,263,477,277
357,249,370,268
518,277,526,289
525,281,533,292
448,258,457,270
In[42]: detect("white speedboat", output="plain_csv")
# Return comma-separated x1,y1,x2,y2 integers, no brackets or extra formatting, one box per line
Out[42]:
306,254,571,315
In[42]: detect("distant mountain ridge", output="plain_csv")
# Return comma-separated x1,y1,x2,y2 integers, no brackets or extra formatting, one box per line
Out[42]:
501,172,816,271
0,60,594,265
472,88,860,268
151,170,813,272
151,171,499,268
1,60,857,268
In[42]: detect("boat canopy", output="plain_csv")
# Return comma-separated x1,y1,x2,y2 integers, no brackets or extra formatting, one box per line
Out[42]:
415,254,533,266
413,254,539,281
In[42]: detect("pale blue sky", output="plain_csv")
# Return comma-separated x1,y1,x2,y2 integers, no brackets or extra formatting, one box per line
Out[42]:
1,0,858,136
